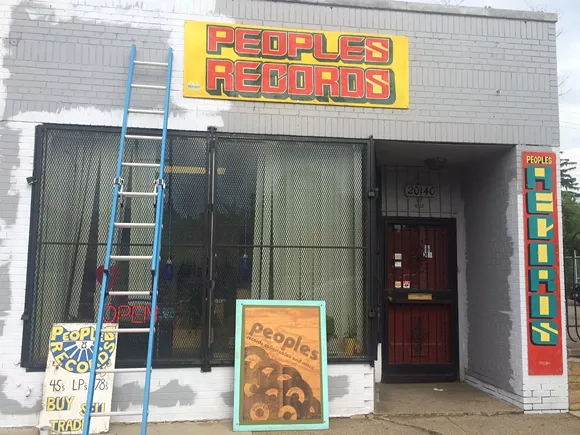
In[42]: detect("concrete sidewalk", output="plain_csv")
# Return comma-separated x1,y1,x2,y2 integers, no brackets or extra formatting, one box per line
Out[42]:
2,414,580,435
374,382,520,417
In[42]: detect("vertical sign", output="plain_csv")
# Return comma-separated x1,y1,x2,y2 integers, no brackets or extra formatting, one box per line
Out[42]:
523,152,563,375
233,300,328,432
39,324,118,434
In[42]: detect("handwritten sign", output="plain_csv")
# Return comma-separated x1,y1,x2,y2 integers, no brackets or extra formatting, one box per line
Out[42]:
233,300,328,432
39,324,118,434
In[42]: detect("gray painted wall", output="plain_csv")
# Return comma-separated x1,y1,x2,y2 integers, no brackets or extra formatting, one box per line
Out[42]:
461,147,520,394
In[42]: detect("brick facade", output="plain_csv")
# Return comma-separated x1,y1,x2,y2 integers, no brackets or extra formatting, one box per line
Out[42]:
0,0,563,427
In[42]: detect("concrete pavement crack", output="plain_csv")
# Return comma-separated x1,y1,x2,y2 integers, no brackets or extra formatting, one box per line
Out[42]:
446,416,470,434
376,416,445,435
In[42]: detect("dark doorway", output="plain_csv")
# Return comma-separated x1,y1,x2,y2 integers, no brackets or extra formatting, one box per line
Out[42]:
382,219,458,383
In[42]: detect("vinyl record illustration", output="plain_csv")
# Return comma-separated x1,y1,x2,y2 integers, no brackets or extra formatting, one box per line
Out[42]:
242,346,321,422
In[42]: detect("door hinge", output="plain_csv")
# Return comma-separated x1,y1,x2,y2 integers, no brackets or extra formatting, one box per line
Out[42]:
21,310,30,321
368,307,377,318
367,187,378,198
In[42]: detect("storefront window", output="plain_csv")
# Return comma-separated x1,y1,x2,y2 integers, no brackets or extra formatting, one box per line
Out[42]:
211,136,367,362
23,126,369,369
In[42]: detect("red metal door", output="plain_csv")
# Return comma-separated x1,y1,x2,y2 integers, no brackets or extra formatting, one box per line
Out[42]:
383,221,457,382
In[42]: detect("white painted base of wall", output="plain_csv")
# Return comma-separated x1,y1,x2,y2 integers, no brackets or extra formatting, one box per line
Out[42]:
465,374,525,409
467,371,569,414
374,344,382,384
524,410,568,415
0,364,374,428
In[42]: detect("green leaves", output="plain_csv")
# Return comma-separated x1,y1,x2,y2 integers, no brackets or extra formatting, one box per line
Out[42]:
560,152,580,254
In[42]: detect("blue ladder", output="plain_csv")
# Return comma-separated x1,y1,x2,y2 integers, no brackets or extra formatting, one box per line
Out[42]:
82,44,173,435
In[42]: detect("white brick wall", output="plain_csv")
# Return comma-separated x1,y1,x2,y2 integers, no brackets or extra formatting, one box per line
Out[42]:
213,0,559,145
0,0,559,144
0,120,41,422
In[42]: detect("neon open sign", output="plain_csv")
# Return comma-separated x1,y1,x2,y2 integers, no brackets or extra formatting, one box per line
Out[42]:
103,305,158,325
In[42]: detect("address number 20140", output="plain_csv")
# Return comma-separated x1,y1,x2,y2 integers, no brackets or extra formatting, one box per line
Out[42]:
405,185,437,198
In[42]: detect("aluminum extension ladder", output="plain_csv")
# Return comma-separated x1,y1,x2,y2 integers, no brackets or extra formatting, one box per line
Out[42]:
81,44,173,435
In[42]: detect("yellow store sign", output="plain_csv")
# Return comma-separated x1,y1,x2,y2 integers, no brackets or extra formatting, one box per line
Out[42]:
184,21,409,109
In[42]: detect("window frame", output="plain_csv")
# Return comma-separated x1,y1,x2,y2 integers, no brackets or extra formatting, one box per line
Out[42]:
21,124,377,371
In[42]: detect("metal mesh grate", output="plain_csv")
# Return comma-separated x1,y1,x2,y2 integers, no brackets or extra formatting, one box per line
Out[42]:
26,127,207,368
24,127,370,369
211,135,368,361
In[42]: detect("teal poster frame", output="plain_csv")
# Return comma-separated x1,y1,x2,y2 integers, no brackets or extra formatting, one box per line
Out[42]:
233,299,329,432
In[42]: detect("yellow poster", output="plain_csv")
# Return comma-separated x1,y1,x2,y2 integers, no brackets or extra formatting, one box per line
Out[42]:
184,21,409,109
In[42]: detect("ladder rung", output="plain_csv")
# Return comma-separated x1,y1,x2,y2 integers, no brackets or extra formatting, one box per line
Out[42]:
125,135,163,141
122,162,160,168
119,192,157,198
110,255,153,261
92,411,144,417
108,291,151,296
106,328,151,334
129,108,164,115
134,60,168,67
114,222,155,228
96,367,147,374
131,84,166,90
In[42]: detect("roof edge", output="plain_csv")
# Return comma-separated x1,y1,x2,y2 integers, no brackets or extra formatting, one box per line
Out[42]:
267,0,559,23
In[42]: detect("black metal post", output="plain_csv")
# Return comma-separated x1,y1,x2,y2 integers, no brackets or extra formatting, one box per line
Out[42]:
201,126,217,372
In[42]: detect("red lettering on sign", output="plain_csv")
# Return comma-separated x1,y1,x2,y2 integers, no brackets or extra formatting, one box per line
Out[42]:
365,69,391,100
288,32,313,59
118,305,131,322
313,34,339,61
314,66,340,98
262,63,288,94
235,61,261,93
341,67,365,98
206,59,234,93
132,306,148,324
262,31,288,58
365,38,391,64
339,35,365,62
103,305,117,323
103,305,159,324
288,64,314,96
200,25,400,105
207,25,234,54
235,28,261,55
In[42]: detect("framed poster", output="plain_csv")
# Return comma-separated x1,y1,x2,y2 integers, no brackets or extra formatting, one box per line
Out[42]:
38,323,118,434
233,300,329,432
